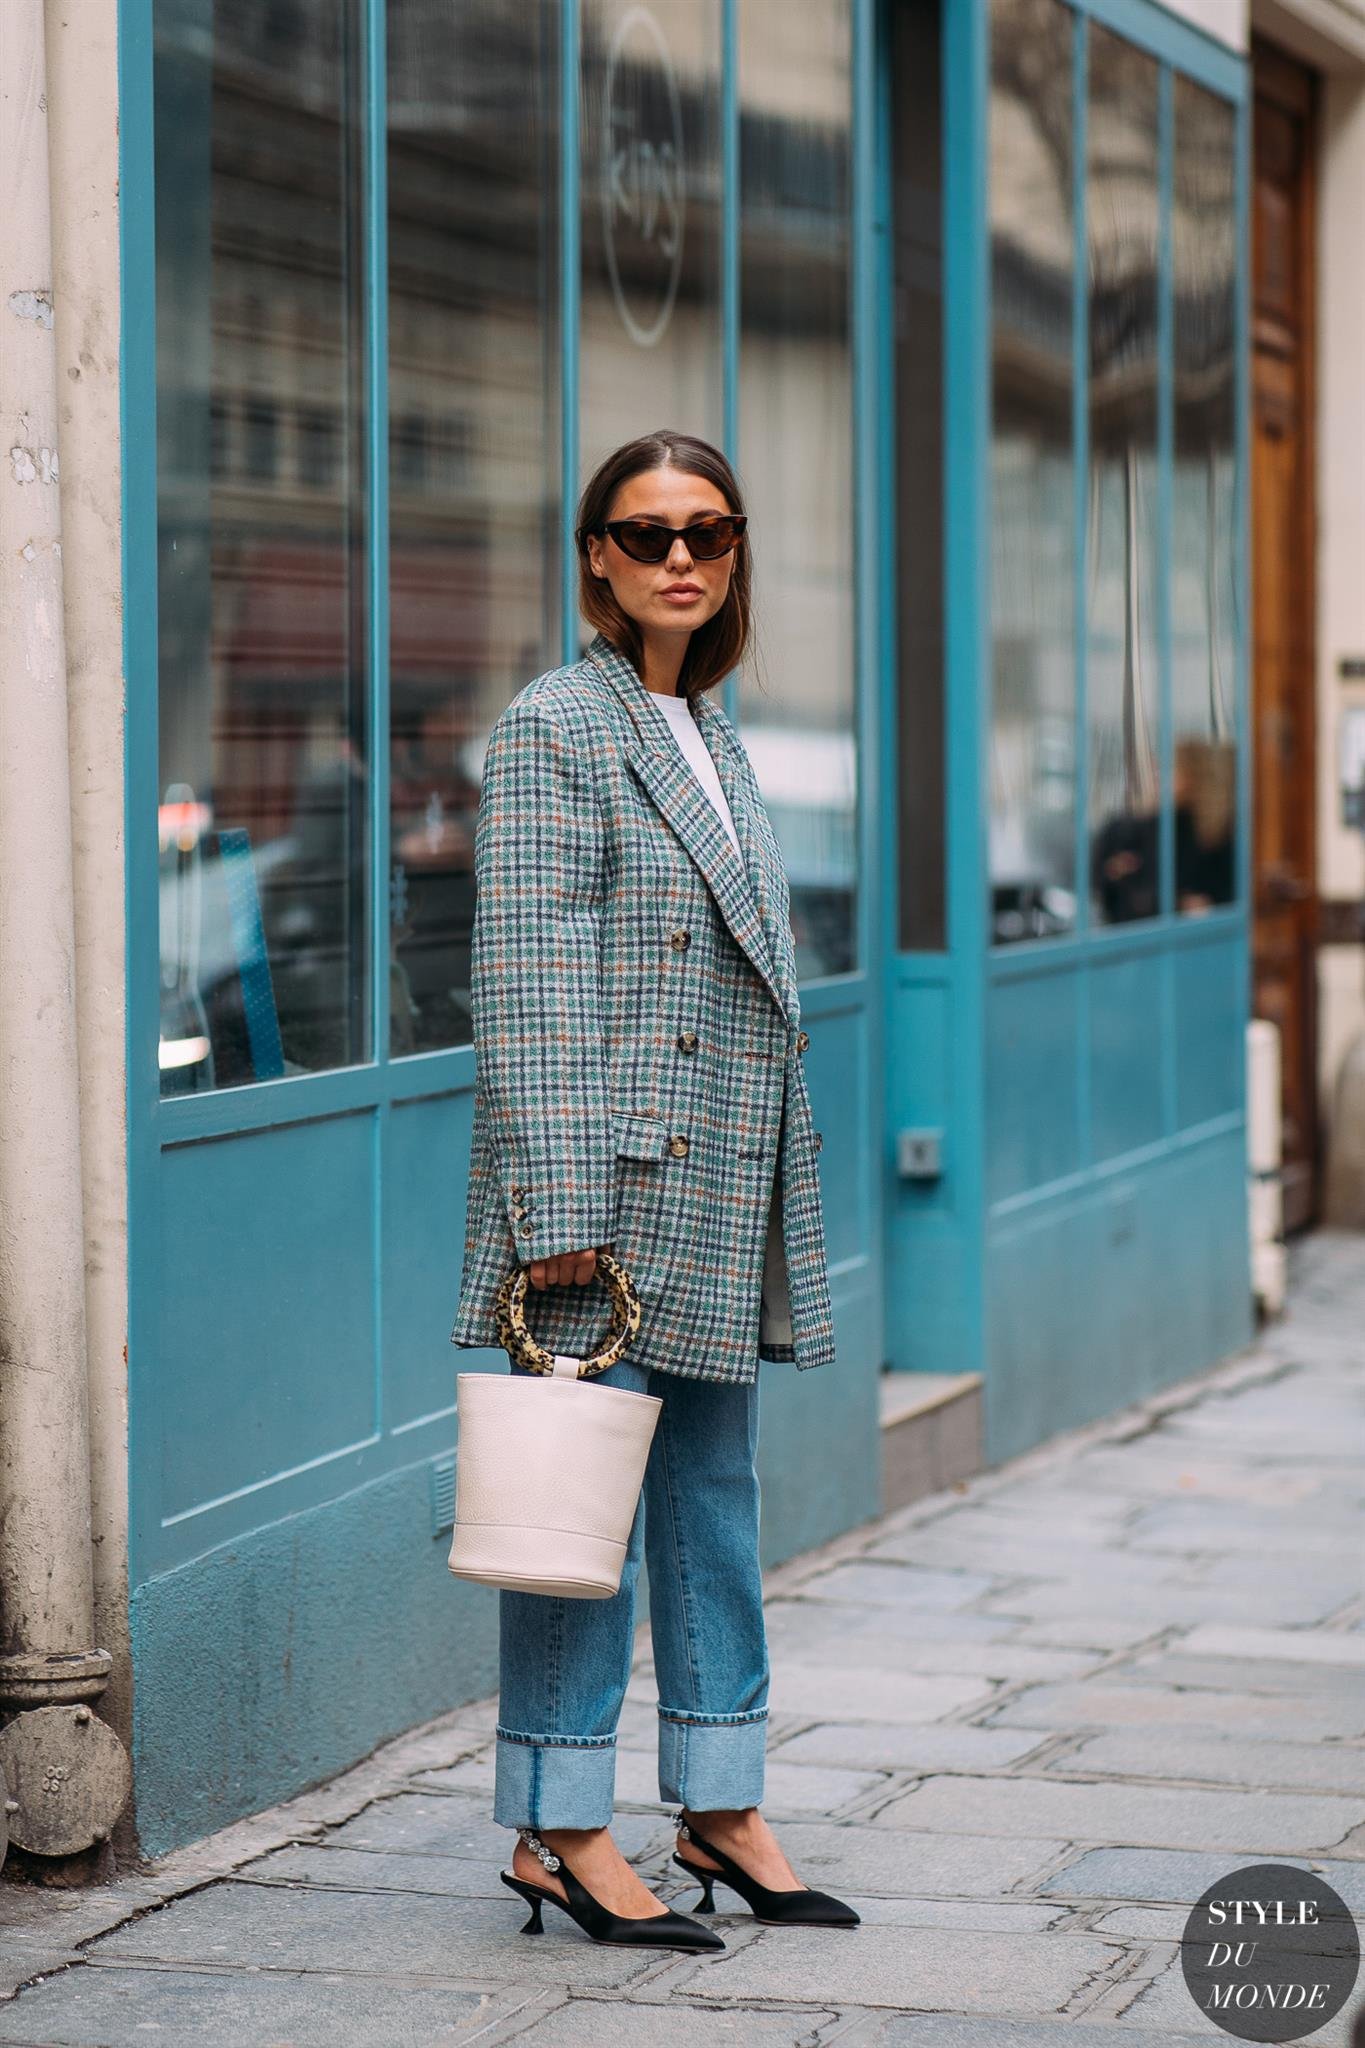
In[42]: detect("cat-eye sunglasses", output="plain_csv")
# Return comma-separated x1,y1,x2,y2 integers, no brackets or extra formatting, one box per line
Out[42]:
579,513,747,565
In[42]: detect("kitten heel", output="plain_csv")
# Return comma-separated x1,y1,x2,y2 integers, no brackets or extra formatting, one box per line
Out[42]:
501,1872,547,1934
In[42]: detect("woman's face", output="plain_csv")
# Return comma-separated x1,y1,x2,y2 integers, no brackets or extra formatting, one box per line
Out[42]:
585,467,739,638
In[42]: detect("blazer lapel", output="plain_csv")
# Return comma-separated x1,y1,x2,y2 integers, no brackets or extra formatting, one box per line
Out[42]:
584,632,792,1024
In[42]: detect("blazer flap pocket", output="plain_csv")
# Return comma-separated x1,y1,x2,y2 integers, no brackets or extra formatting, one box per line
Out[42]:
613,1111,668,1161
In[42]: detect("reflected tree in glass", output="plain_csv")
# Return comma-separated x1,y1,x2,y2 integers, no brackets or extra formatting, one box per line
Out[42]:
387,2,561,1054
1086,26,1161,927
737,0,856,979
156,0,370,1093
988,0,1076,945
1172,75,1238,913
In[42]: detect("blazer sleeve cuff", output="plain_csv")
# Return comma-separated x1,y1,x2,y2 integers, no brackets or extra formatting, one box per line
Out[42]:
501,1179,614,1265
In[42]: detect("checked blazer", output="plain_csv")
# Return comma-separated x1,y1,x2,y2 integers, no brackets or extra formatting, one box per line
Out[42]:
449,629,836,1387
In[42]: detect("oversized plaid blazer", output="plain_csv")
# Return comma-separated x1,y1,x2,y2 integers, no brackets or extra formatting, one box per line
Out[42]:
449,629,836,1386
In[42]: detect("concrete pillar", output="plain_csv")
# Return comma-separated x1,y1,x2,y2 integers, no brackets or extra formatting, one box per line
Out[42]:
0,0,129,1867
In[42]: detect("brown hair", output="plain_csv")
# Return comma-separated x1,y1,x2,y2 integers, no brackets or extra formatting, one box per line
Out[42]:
574,430,752,700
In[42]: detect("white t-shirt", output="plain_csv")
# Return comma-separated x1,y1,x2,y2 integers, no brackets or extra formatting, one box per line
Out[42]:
647,690,743,861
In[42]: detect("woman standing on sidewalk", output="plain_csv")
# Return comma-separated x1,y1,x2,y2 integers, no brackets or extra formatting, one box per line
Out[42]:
450,429,858,1949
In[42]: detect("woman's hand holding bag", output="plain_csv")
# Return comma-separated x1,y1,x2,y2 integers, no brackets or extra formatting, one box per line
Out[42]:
446,1249,662,1599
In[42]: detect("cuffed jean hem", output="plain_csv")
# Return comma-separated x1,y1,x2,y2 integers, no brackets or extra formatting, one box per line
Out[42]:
492,1728,618,1831
657,1705,768,1811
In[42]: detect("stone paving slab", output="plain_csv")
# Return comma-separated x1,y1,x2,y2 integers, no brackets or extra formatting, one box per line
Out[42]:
982,1678,1365,1741
865,1526,1160,1578
0,1967,514,2047
760,1661,997,1723
764,1597,1025,1652
979,1575,1344,1629
94,1882,667,1989
1003,1618,1175,1653
1177,1622,1365,1667
873,1773,1365,1855
1109,1651,1365,1704
1040,1845,1365,1912
794,1563,1004,1611
1122,1498,1355,1553
237,1843,511,1896
846,2019,1214,2048
1107,1948,1358,2048
510,1999,843,2047
665,1920,1132,2016
768,1721,1052,1774
1053,1729,1365,1795
785,1637,1104,1686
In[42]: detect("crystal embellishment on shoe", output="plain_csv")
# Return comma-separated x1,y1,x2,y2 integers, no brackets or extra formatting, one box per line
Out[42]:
517,1826,561,1873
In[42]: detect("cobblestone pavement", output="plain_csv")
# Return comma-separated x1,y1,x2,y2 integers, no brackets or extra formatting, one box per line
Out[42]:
2,1232,1363,2047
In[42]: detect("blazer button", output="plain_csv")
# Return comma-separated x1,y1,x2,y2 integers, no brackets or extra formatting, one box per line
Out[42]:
668,1134,690,1158
519,1223,533,1237
510,1185,525,1199
511,1204,527,1220
795,1029,810,1055
813,1130,823,1152
669,927,691,952
676,1030,699,1054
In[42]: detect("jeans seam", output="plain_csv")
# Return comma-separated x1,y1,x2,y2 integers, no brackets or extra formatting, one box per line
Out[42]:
655,1386,704,1714
496,1727,618,1749
657,1705,769,1727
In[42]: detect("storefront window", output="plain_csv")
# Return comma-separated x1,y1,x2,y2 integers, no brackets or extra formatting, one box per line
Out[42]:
156,0,369,1095
737,0,856,979
1172,75,1238,913
893,0,946,953
1086,26,1161,927
387,5,560,1055
579,1,724,474
988,0,1077,945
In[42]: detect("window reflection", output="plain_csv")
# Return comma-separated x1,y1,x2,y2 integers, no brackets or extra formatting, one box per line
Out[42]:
1172,76,1238,913
737,0,856,978
894,0,946,952
387,4,560,1054
1087,27,1161,927
579,1,723,471
989,0,1077,945
156,0,369,1094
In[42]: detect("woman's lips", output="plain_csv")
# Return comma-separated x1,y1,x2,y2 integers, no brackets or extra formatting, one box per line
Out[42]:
661,587,702,603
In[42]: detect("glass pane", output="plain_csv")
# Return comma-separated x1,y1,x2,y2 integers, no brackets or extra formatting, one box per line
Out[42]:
737,0,856,979
387,5,561,1055
1086,26,1161,927
1173,76,1238,912
893,0,946,952
155,0,369,1095
579,1,724,477
988,0,1076,946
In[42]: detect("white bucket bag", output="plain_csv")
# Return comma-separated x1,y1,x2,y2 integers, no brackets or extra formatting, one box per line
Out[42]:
446,1250,661,1599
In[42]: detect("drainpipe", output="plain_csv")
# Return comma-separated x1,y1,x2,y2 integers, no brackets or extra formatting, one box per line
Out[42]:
0,0,130,1872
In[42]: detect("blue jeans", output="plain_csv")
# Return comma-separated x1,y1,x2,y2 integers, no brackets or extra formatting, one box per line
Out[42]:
494,1354,770,1830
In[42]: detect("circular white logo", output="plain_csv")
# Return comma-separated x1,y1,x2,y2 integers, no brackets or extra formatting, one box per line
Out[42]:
601,7,685,347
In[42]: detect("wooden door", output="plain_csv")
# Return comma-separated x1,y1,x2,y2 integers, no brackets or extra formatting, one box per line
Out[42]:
1251,39,1318,1231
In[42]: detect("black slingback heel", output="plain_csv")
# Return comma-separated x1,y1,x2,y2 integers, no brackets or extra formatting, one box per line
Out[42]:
501,1828,726,1952
671,1810,861,1927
